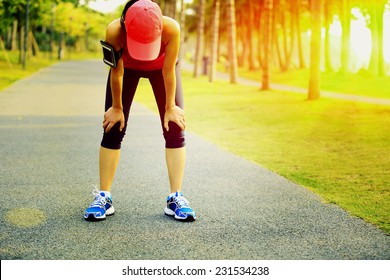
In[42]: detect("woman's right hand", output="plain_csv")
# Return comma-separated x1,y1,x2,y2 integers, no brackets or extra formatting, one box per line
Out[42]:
103,107,125,133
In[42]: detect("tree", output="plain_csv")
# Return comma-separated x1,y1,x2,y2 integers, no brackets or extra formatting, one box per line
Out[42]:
179,0,186,60
236,0,257,70
247,0,257,70
272,0,284,70
261,0,273,90
163,0,177,19
324,0,334,72
368,0,386,77
340,0,351,74
308,0,322,100
293,0,305,69
226,0,238,83
193,0,205,78
209,0,221,82
22,0,30,69
0,0,86,65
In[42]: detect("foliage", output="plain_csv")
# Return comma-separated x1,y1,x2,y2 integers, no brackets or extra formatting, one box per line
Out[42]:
0,0,113,56
186,0,390,80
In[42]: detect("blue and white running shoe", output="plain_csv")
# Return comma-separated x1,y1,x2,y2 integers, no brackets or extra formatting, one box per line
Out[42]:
84,187,115,221
164,192,196,222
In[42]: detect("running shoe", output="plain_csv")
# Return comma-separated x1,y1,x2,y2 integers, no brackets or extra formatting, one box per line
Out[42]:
164,192,196,222
84,187,115,221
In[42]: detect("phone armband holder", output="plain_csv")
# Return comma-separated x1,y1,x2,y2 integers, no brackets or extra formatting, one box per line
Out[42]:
100,40,123,68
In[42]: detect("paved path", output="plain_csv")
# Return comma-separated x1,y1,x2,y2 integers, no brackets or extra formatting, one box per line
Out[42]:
0,60,389,260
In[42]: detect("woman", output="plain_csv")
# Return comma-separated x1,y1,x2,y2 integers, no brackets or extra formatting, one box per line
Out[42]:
84,0,196,222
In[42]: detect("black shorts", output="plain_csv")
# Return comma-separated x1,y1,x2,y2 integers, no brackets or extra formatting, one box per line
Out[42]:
101,61,185,149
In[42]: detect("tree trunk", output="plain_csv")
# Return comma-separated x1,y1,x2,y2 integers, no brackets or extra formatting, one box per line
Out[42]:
163,0,177,19
308,0,322,100
324,0,333,72
285,0,295,71
237,10,247,68
50,4,56,60
20,26,24,65
248,0,257,70
22,0,30,70
376,3,385,77
261,0,273,90
209,0,220,82
369,1,386,77
11,20,18,51
273,0,284,70
179,0,186,60
257,2,264,68
295,0,305,68
193,0,205,78
280,1,288,70
340,0,351,74
227,0,238,83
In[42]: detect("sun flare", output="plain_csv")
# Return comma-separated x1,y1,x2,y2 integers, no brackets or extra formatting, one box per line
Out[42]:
327,8,390,72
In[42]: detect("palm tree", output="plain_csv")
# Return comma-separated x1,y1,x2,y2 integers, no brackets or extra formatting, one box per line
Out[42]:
161,0,177,19
247,0,257,71
368,0,386,77
209,0,221,82
294,0,305,69
179,0,186,60
340,0,351,74
193,0,205,78
324,0,334,72
308,0,322,100
226,0,238,83
275,0,304,72
261,0,273,90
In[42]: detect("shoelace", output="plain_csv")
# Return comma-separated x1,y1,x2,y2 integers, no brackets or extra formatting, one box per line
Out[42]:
174,195,190,208
89,186,107,208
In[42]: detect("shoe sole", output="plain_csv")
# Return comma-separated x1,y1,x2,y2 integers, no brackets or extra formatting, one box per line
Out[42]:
164,207,196,222
84,206,115,221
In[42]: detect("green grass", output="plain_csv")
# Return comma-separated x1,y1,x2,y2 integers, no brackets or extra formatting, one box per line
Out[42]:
0,52,54,91
0,50,100,91
232,66,390,99
135,72,390,233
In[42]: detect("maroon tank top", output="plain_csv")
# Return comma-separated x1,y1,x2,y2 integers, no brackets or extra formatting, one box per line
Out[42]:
122,42,166,71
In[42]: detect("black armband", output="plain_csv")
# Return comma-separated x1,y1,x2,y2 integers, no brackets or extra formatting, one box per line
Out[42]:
100,40,123,68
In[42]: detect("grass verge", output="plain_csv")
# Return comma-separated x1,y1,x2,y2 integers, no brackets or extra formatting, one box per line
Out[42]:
135,71,390,233
0,52,55,91
0,50,100,91
230,66,390,99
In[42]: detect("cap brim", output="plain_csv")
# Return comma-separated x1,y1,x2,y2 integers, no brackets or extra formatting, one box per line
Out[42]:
127,36,161,61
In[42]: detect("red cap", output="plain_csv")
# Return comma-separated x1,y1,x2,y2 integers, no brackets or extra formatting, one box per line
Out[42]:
125,0,163,61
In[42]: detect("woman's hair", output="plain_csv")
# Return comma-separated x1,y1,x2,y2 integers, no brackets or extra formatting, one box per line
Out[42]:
120,1,159,30
120,0,139,29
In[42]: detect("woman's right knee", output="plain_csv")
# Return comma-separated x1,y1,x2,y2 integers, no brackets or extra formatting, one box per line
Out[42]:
100,123,126,150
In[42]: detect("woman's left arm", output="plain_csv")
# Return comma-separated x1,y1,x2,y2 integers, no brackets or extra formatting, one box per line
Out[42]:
162,18,185,132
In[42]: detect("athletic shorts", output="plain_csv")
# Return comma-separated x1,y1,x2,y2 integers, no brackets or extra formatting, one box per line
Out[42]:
100,61,185,149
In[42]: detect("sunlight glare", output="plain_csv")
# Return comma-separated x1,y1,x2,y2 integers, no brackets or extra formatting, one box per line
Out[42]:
322,8,390,72
350,17,371,70
384,10,390,63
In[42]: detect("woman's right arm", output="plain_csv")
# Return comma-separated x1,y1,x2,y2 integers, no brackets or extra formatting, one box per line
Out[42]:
102,20,125,133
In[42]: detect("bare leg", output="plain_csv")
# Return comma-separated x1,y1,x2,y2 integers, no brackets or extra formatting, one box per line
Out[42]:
165,147,186,193
99,146,121,192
